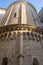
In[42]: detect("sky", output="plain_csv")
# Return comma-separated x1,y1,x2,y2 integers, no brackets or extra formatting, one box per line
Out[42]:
0,0,43,13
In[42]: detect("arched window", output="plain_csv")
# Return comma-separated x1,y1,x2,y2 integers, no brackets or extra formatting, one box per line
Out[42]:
33,58,39,65
2,57,8,65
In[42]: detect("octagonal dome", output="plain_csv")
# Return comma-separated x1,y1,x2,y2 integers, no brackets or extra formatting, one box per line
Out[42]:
1,1,40,27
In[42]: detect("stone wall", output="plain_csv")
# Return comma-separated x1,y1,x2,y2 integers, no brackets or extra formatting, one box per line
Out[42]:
0,30,43,65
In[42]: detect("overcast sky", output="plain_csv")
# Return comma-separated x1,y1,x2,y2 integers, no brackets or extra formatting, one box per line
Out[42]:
0,0,43,13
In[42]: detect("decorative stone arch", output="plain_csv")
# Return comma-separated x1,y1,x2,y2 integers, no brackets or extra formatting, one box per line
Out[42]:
33,57,39,65
2,57,8,65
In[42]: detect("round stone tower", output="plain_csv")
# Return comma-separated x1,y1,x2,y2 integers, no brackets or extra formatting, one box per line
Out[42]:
0,1,43,65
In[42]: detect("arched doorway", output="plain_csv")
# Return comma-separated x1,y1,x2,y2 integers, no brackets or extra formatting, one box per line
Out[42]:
33,58,39,65
2,57,8,65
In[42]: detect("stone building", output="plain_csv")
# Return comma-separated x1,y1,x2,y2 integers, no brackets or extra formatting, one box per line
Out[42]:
38,8,43,27
0,0,43,65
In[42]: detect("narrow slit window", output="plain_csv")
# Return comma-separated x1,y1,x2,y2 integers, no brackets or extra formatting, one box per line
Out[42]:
14,13,16,18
